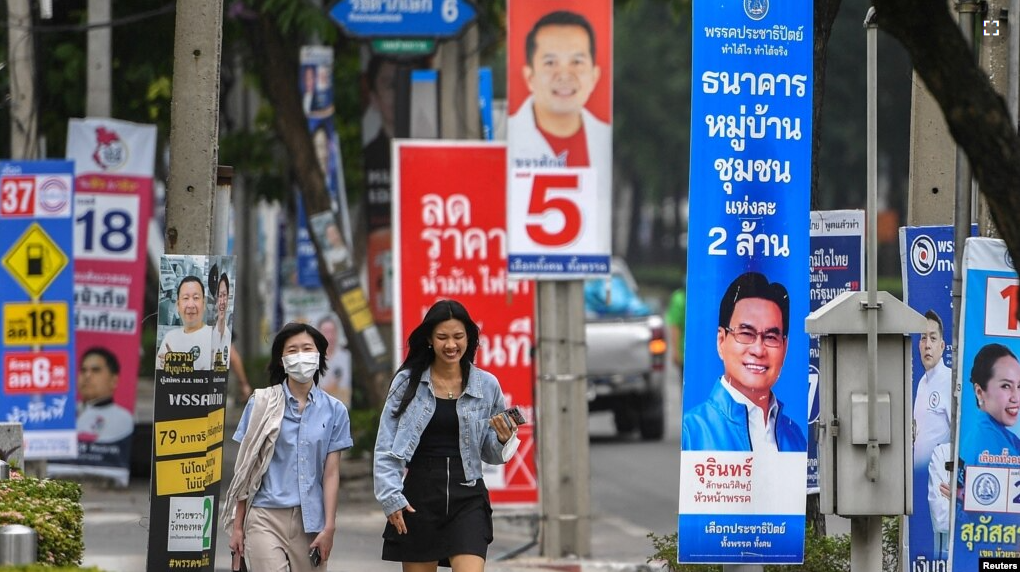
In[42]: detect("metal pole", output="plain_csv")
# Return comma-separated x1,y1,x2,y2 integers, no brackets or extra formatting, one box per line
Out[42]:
86,0,112,117
950,0,977,449
850,516,883,572
864,7,881,484
213,166,233,256
537,281,591,558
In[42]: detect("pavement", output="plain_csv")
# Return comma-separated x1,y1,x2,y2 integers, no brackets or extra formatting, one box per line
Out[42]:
78,396,661,572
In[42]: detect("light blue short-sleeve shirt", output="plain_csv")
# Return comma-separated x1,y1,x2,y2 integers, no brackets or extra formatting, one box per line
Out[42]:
233,382,353,532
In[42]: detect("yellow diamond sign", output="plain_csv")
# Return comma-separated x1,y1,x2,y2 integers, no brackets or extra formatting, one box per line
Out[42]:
2,223,68,298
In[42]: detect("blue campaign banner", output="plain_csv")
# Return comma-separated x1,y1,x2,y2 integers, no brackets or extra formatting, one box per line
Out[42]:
678,0,812,565
0,160,77,460
329,0,477,39
901,225,959,567
478,67,494,141
807,210,863,494
950,238,1020,570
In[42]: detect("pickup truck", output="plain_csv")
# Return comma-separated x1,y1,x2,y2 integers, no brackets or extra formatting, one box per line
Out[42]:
584,258,667,440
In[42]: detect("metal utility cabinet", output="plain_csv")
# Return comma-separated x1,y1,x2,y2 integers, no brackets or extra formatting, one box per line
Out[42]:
806,290,927,516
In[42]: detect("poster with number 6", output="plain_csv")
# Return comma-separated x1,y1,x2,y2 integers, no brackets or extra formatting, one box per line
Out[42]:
949,237,1020,571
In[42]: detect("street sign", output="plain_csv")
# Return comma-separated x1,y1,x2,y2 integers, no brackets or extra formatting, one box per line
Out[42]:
2,222,69,298
329,0,477,38
3,301,70,346
370,38,436,56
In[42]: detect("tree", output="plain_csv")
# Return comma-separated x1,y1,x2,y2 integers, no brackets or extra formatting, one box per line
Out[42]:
873,0,1020,282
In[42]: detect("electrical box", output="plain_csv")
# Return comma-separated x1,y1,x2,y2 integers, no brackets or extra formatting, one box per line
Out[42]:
806,290,927,517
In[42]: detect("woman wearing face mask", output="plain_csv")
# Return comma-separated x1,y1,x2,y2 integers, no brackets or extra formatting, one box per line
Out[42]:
223,322,353,571
373,299,520,572
960,343,1020,467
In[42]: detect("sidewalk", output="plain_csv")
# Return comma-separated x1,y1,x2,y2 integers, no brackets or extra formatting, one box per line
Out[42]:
79,398,657,572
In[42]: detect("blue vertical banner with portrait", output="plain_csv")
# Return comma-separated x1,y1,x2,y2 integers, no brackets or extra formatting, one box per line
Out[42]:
900,225,958,568
296,45,348,288
807,210,864,494
678,0,812,565
949,238,1020,570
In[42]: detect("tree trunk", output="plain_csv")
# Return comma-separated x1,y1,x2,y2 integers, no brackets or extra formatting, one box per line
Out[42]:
240,13,390,408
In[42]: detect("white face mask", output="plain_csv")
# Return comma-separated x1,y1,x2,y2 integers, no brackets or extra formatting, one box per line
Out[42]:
282,352,319,384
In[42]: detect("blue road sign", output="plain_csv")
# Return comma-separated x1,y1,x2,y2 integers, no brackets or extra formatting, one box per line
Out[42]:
329,0,477,39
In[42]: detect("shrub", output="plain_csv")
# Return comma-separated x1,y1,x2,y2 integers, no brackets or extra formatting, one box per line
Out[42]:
348,407,380,459
0,473,84,566
0,567,105,572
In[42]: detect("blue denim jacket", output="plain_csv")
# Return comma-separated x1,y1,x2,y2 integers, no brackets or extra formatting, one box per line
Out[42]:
374,364,508,516
681,377,806,452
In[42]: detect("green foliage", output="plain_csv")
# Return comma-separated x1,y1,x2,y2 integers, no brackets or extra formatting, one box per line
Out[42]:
348,408,381,459
0,477,84,567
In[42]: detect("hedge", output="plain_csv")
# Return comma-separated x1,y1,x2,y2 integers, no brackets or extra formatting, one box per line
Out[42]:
0,472,84,567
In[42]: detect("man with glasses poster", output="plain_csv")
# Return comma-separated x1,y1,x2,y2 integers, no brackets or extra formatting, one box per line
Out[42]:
682,271,807,452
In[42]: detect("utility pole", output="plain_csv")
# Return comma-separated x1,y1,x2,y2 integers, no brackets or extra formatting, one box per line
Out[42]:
536,281,591,558
164,1,224,254
86,0,112,118
8,0,37,159
436,23,480,139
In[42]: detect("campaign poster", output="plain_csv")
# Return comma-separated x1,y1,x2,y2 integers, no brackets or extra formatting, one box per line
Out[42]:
678,0,813,564
949,238,1020,570
51,118,156,483
393,141,538,505
146,254,235,572
280,285,354,407
0,160,77,460
506,0,613,278
900,225,958,567
807,210,864,494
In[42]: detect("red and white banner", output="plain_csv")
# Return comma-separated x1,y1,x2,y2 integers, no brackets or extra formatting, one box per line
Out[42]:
394,141,538,505
67,117,155,415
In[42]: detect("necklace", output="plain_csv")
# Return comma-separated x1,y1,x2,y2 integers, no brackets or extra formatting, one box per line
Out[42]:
433,372,460,399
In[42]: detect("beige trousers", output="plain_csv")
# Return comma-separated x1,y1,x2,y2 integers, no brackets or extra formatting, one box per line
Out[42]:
244,506,317,572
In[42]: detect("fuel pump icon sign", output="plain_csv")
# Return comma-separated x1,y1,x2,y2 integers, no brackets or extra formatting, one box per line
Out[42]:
2,222,69,298
26,244,44,276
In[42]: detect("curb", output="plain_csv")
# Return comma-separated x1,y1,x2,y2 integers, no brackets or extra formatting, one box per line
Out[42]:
496,557,658,572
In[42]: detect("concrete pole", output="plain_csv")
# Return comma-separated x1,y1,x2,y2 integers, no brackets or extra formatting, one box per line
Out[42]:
86,0,111,118
8,0,37,159
905,0,959,226
164,1,224,255
437,23,480,139
851,516,883,572
537,281,591,558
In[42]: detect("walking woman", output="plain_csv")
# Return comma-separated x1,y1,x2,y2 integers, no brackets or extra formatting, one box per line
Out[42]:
374,299,520,571
223,322,353,571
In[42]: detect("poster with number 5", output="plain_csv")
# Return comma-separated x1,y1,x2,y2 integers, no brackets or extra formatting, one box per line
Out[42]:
506,0,613,279
949,237,1020,571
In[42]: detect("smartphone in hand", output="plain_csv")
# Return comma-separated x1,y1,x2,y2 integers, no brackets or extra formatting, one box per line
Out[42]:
309,547,322,567
504,406,527,425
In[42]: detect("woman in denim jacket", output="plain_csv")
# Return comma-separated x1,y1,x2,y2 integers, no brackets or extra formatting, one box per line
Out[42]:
374,299,519,571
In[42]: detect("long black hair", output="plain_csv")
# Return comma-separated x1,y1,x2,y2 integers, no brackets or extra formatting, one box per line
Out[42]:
266,322,329,386
392,299,480,417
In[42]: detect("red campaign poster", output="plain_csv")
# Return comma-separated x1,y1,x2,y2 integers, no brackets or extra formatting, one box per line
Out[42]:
393,141,538,505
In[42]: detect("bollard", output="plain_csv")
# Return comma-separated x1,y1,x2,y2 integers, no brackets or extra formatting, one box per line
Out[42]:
0,524,37,565
0,460,8,480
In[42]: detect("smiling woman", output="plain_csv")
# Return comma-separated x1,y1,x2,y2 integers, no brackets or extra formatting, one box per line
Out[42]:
960,343,1020,467
373,299,520,571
